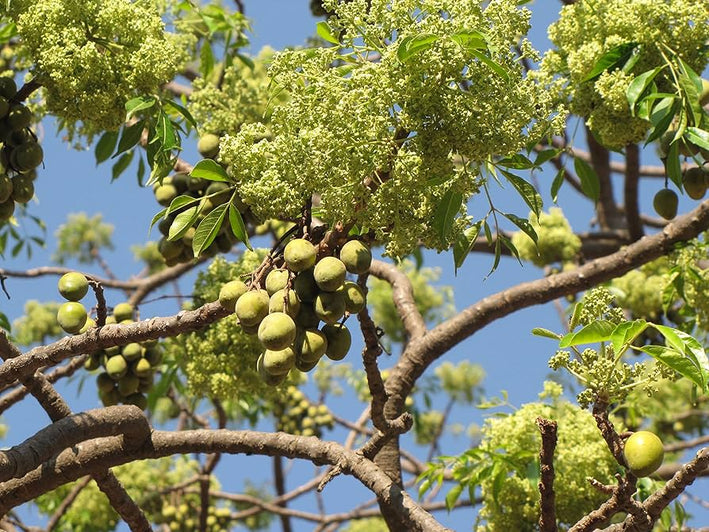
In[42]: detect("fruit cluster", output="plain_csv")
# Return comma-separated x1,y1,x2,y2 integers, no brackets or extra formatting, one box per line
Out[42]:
85,302,161,410
56,272,91,334
653,166,709,220
218,237,372,386
272,386,334,438
0,77,43,222
158,502,232,532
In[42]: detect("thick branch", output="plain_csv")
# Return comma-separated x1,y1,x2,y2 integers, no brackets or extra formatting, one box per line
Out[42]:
537,417,558,532
624,143,644,241
0,430,449,532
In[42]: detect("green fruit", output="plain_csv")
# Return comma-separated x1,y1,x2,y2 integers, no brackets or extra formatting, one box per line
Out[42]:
0,173,12,202
122,342,144,362
0,198,13,221
6,105,31,131
125,392,148,410
342,281,366,314
205,181,231,205
57,302,88,334
295,328,328,362
133,358,152,378
198,133,220,159
653,188,678,220
155,184,178,207
79,317,96,334
269,288,301,318
96,372,115,393
117,374,140,397
257,353,288,385
265,269,290,295
322,323,351,361
624,431,664,477
218,280,248,311
284,239,317,272
105,355,128,380
187,175,206,191
295,352,320,372
99,388,120,407
257,312,297,350
339,240,372,274
313,256,346,292
682,167,708,200
293,268,319,302
113,302,134,322
12,142,43,172
84,352,101,371
159,237,183,261
235,289,270,326
296,304,321,329
58,272,89,301
701,78,709,107
0,77,16,99
263,347,296,375
144,346,162,366
171,172,190,193
314,291,346,324
0,97,7,119
10,175,33,203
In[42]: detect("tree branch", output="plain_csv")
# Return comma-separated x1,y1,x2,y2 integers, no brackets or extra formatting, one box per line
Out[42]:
624,143,644,241
537,417,558,532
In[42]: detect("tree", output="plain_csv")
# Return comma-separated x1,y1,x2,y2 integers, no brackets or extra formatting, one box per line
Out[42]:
0,0,707,530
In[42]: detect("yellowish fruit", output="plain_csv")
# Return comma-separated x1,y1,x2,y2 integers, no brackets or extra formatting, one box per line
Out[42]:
313,256,346,292
235,289,269,326
284,239,317,272
257,312,297,350
218,280,248,311
624,431,664,477
339,240,372,274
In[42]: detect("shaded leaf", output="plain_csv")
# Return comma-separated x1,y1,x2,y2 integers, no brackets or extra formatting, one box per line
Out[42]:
192,203,228,257
453,222,481,272
113,121,145,157
398,34,439,62
574,158,600,203
503,212,537,243
583,42,639,82
111,151,134,181
551,167,565,204
95,131,119,165
229,203,252,250
500,170,542,216
432,189,463,242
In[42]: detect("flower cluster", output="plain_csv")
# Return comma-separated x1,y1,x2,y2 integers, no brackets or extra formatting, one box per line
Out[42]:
511,207,581,267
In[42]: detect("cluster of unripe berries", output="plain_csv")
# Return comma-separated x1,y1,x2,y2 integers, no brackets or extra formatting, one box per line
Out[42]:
87,303,160,410
0,77,43,222
158,502,232,532
218,237,372,386
56,272,92,335
653,167,709,220
272,386,334,437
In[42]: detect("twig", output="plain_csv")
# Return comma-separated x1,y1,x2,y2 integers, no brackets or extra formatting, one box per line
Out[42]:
624,143,643,241
45,476,92,531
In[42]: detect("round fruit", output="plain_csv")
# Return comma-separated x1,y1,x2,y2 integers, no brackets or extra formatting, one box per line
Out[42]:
96,372,115,393
322,323,351,360
6,105,31,131
235,289,270,326
144,346,162,366
155,184,178,207
342,281,366,314
125,393,148,410
653,188,678,220
257,353,288,385
117,374,140,397
682,167,708,200
293,268,319,302
122,342,144,362
198,133,220,159
263,347,296,375
623,431,664,477
340,240,372,274
205,182,231,205
0,199,13,221
133,358,152,378
258,312,297,350
84,352,101,371
296,329,328,362
113,302,134,322
159,237,183,261
171,172,190,193
295,352,320,372
58,272,89,301
57,302,88,334
99,388,120,407
0,174,11,203
314,256,347,292
269,288,301,318
10,175,33,203
265,269,290,295
105,355,128,380
12,142,43,172
0,97,7,119
0,77,16,99
218,280,248,311
284,239,317,272
296,304,321,329
314,291,346,324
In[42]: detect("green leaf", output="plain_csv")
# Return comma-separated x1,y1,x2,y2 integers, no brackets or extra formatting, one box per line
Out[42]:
646,96,679,145
468,48,509,81
111,151,134,181
95,131,119,164
199,39,215,78
665,141,682,189
149,207,168,234
167,195,200,215
611,320,648,355
559,320,616,348
450,30,487,52
573,158,600,203
497,154,535,170
502,212,537,244
534,148,561,167
531,328,561,340
582,42,639,82
685,127,709,151
500,170,542,216
316,21,340,45
653,324,709,372
192,203,228,257
432,189,463,243
228,203,252,250
445,484,463,511
113,121,145,157
397,34,439,62
0,311,11,332
627,67,663,113
453,222,481,272
639,345,706,391
168,206,200,241
163,99,198,129
154,110,179,152
550,167,565,204
125,96,156,120
190,159,230,182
